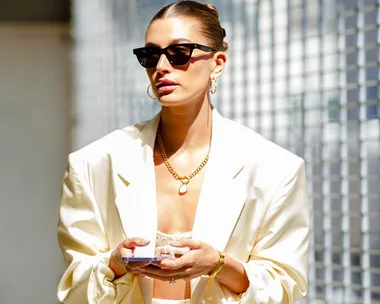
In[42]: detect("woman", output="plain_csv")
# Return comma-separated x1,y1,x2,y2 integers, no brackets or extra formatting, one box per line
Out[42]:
57,1,309,303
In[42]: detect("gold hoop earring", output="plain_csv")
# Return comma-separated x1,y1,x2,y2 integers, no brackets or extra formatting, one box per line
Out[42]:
147,84,157,100
210,79,217,94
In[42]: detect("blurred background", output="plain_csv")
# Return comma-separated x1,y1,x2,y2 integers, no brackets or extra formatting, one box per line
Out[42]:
0,0,379,303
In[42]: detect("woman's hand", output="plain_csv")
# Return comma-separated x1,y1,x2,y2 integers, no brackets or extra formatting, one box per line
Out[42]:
141,239,220,281
109,237,151,279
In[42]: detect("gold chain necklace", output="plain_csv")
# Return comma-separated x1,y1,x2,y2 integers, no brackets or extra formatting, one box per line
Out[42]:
156,131,210,195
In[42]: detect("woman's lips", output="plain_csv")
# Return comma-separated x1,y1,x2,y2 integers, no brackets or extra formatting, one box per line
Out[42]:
156,84,178,93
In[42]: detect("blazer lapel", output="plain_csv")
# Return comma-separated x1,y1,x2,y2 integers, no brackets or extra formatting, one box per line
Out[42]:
191,110,247,303
112,113,160,304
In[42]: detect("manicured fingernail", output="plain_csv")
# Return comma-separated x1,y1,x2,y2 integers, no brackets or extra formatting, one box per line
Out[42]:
137,238,149,244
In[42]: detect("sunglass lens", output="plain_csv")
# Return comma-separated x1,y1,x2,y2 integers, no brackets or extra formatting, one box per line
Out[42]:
167,45,192,65
135,48,160,68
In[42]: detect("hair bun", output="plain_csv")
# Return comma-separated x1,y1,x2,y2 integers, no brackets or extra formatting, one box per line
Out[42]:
222,41,229,52
204,3,219,18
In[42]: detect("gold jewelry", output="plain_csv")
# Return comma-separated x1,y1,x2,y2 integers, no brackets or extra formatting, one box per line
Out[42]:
210,78,217,94
147,84,157,100
156,131,209,195
209,250,226,278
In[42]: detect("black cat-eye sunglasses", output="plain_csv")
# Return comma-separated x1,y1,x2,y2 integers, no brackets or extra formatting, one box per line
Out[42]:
133,43,218,68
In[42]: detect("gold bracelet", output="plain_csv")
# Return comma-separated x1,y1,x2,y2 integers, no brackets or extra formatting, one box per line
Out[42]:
209,250,226,278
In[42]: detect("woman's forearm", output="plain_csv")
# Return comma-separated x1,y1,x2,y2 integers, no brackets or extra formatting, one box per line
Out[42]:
214,255,250,294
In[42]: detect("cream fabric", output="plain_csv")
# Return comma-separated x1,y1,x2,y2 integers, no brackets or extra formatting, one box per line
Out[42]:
57,109,309,304
152,299,190,304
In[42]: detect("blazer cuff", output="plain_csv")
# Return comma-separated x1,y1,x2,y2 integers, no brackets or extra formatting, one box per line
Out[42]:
239,261,273,304
88,250,134,301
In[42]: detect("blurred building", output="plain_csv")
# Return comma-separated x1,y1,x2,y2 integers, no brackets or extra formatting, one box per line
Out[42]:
70,0,380,303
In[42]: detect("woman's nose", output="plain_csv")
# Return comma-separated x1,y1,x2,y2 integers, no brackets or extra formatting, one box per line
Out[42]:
156,53,172,73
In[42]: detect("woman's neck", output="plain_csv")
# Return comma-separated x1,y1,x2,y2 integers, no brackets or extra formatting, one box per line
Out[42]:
158,100,213,155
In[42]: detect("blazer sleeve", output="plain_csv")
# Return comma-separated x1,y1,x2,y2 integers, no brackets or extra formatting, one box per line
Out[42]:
241,158,309,304
57,158,136,303
216,158,309,304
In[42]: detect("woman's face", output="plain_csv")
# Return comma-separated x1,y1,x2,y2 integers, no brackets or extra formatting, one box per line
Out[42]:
144,17,223,107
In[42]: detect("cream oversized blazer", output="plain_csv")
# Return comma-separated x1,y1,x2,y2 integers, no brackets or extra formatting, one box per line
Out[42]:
57,109,309,304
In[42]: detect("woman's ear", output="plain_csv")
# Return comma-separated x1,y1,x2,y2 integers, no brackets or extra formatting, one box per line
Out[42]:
210,51,227,80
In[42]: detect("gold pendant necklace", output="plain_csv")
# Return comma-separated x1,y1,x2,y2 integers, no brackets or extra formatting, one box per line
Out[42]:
156,131,209,195
178,177,189,195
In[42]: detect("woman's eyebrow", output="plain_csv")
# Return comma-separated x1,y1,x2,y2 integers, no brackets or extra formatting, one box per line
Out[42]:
145,42,159,47
145,38,192,48
170,38,192,44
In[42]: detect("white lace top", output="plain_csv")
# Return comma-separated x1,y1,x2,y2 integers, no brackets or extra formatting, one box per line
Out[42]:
155,230,192,256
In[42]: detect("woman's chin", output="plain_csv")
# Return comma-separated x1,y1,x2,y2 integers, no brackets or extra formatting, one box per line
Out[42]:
157,94,187,107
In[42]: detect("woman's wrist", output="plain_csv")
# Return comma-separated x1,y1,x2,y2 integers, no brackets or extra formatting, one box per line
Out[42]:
212,255,250,294
109,250,128,279
205,248,221,276
208,250,226,278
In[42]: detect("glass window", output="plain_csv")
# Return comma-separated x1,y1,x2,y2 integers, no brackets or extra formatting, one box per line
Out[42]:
346,89,359,103
349,197,361,214
365,28,377,44
364,10,378,26
347,106,359,120
345,33,358,47
351,270,362,285
367,105,379,118
370,254,380,268
366,86,378,99
347,69,359,84
333,268,344,282
370,234,380,250
365,47,378,63
351,253,361,267
343,0,358,10
346,51,358,66
363,0,378,5
365,66,378,81
345,14,357,29
371,291,380,300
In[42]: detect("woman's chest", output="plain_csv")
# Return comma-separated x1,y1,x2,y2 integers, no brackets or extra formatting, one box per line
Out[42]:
154,162,206,234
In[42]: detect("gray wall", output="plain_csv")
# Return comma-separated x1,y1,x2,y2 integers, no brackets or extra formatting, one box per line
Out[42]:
0,25,71,304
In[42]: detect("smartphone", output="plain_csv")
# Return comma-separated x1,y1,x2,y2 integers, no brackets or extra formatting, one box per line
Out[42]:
122,256,169,263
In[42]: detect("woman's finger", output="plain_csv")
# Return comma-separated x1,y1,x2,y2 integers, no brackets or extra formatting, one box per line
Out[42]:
130,270,147,277
159,254,194,270
123,237,150,248
125,261,150,270
169,239,201,249
119,247,132,258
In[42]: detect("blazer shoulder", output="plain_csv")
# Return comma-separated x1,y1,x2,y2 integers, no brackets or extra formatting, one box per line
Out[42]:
67,119,150,167
222,116,304,169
